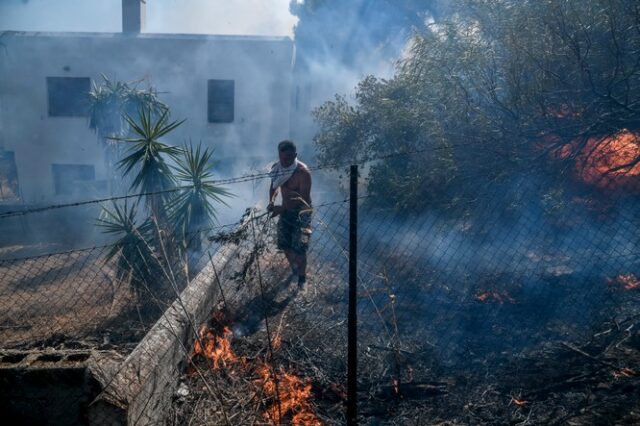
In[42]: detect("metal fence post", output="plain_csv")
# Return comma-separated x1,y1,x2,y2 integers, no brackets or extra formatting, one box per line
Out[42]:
347,164,358,425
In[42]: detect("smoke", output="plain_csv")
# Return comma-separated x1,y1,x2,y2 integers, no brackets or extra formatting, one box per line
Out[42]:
0,0,120,33
289,0,452,156
146,0,297,37
0,0,297,36
349,171,640,366
0,0,455,252
0,1,300,251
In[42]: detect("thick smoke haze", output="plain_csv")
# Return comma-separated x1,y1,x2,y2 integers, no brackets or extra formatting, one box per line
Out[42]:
0,0,298,36
0,0,452,253
289,0,451,154
0,1,299,251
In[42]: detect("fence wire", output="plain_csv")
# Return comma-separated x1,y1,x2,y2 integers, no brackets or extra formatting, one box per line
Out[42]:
352,168,640,424
1,164,640,425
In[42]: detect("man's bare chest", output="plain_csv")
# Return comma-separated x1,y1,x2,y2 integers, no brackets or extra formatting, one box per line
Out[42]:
282,176,301,194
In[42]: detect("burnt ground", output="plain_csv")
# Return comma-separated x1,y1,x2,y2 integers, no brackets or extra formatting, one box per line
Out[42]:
2,206,639,425
167,243,640,425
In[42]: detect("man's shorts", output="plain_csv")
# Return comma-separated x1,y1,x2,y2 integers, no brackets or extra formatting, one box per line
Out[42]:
277,209,312,255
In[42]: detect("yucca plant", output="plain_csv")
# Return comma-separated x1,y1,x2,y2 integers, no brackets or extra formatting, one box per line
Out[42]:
97,201,158,296
116,107,184,248
88,75,167,194
169,143,231,254
89,75,167,138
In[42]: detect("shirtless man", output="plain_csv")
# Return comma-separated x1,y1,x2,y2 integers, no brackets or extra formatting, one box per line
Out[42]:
267,140,312,287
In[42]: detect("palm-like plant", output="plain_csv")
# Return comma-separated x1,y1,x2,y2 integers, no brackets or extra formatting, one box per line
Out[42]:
88,75,167,194
97,201,157,295
89,75,167,138
116,108,184,245
169,143,231,253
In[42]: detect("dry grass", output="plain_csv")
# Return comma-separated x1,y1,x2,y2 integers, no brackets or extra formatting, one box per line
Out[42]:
0,249,141,349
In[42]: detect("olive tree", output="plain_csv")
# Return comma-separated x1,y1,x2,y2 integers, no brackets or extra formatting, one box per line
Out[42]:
314,0,640,211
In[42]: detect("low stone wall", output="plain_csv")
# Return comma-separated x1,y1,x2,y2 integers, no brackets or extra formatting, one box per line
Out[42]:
0,350,95,425
87,244,240,425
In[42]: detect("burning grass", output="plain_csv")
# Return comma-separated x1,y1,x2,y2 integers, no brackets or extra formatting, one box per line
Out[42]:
165,204,640,425
611,274,640,291
170,259,640,425
168,251,346,425
175,314,331,425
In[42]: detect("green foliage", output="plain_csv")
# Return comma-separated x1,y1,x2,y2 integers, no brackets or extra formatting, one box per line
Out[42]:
99,104,232,293
116,108,184,205
314,75,458,210
97,201,158,295
314,0,640,211
169,143,231,251
88,75,167,139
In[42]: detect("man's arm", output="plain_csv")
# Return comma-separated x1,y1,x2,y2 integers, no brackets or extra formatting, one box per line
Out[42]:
268,184,279,214
268,162,277,211
269,184,276,205
298,168,312,207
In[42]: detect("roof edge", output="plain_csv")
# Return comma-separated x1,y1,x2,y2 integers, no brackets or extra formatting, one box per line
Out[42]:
0,30,292,43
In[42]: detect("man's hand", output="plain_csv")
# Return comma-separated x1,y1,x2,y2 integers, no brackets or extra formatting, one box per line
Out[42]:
268,204,284,217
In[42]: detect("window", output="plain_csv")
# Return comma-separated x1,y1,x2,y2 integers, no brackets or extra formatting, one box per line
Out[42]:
52,164,95,196
47,77,91,117
0,151,19,201
207,79,234,123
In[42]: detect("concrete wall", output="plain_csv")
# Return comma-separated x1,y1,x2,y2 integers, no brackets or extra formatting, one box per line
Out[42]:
0,31,294,205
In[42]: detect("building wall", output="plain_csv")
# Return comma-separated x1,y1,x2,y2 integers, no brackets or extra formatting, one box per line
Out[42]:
0,31,293,204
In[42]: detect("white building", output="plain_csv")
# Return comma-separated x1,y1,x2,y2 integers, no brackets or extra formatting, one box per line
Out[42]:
0,1,294,206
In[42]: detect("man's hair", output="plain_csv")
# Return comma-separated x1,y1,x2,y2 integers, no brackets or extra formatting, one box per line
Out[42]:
278,140,297,153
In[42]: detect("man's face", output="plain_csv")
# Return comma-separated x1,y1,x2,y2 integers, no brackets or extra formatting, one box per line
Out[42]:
279,148,296,167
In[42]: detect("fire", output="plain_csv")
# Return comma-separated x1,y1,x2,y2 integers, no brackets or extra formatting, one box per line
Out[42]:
615,274,640,290
256,363,322,425
613,368,636,379
551,129,640,190
191,318,322,425
577,130,640,189
193,325,241,370
475,291,516,304
510,398,529,407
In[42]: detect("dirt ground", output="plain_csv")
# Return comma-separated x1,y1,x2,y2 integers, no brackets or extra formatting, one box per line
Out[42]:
0,248,153,350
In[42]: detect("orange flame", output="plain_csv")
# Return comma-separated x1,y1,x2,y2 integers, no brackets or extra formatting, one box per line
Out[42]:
577,130,640,189
191,319,321,425
475,291,516,304
511,398,529,407
193,325,241,370
550,129,640,190
256,363,322,426
614,274,640,290
613,367,636,379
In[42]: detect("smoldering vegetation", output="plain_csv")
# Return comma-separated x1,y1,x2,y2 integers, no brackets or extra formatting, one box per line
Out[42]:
3,0,640,424
165,167,640,425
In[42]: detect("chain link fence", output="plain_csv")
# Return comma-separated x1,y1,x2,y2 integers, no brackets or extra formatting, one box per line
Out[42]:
353,166,640,424
1,164,639,425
